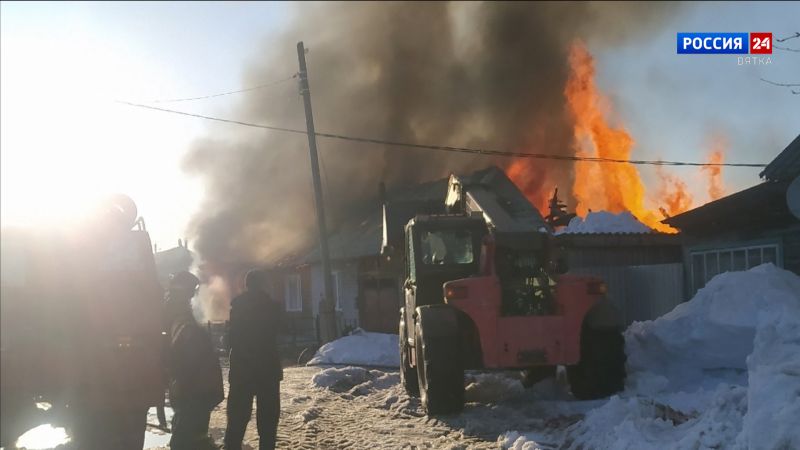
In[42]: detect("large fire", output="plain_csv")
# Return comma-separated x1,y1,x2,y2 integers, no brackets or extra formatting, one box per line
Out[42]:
505,160,551,213
656,166,693,218
507,41,727,233
566,41,683,233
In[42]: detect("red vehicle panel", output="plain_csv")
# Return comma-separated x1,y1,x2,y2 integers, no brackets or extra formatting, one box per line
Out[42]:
444,273,605,369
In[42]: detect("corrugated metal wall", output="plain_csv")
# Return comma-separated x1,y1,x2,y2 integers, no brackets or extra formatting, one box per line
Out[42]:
564,245,683,268
569,263,684,325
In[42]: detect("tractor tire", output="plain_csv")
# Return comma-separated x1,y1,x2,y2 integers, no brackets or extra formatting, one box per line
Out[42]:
415,320,464,415
567,325,626,400
399,311,420,397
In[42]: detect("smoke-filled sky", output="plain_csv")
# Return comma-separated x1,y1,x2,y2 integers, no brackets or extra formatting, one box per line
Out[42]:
2,2,798,264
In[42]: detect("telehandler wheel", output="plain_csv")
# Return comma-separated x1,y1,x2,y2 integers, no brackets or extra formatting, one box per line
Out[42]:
415,321,464,415
399,311,420,397
567,325,626,400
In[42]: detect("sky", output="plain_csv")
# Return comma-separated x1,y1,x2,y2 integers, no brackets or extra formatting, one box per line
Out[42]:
593,1,800,196
1,1,291,248
1,1,798,249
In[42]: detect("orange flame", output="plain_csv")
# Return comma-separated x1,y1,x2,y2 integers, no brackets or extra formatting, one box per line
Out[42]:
656,167,693,217
702,139,726,201
565,41,679,233
505,160,551,213
506,42,715,232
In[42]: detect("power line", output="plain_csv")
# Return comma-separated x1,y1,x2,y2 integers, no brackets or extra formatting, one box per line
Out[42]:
150,74,297,103
761,78,800,87
116,100,768,168
775,45,800,52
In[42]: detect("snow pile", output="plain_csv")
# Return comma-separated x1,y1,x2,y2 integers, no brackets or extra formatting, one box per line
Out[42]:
311,366,399,397
555,211,652,235
501,385,748,450
501,264,800,450
737,286,800,450
463,371,573,405
626,263,800,384
307,328,399,368
465,373,525,403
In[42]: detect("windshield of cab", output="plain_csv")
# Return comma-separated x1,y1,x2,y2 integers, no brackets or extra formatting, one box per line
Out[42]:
420,230,474,265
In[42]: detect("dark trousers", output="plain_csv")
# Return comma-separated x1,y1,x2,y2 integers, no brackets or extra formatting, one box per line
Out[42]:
170,401,215,450
72,406,147,450
224,378,280,450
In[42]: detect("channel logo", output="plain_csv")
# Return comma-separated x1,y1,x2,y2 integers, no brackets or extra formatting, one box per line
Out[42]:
677,32,772,54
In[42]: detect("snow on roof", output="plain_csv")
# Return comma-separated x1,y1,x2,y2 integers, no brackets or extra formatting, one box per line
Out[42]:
554,210,653,235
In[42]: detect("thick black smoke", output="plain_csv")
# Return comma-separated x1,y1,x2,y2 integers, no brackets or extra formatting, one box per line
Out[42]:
183,2,679,269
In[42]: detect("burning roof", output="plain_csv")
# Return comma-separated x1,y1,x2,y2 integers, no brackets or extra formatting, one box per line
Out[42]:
300,166,544,265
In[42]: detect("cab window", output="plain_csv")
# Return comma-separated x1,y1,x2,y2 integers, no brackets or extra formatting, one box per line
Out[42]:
420,230,474,265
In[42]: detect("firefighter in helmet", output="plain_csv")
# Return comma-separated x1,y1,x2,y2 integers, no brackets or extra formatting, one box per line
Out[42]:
164,271,224,450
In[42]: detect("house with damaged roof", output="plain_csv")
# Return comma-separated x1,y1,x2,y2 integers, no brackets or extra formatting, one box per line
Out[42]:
664,133,800,297
271,165,692,342
266,134,800,345
270,166,537,338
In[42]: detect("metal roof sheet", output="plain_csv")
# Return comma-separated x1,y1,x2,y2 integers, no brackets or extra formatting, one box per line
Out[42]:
760,134,800,182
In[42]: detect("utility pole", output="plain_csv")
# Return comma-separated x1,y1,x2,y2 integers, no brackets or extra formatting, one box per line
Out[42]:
297,41,338,344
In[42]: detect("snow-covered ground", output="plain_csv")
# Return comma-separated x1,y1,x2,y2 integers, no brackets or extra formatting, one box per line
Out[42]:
12,265,797,449
555,210,652,234
311,366,400,397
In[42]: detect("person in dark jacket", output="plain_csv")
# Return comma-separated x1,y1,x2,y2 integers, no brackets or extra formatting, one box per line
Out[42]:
224,269,284,450
165,271,224,450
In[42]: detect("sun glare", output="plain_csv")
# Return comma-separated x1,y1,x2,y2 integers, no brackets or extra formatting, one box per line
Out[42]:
14,424,71,450
1,21,200,236
3,30,126,224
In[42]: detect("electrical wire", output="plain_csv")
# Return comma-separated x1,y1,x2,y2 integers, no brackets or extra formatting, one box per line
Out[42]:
149,74,297,103
116,100,768,168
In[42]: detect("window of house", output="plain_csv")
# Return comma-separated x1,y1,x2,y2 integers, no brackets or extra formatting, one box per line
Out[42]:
691,253,704,291
733,250,747,271
332,271,342,311
719,250,732,273
763,247,777,265
704,253,719,284
284,274,302,312
690,243,780,293
747,248,762,268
